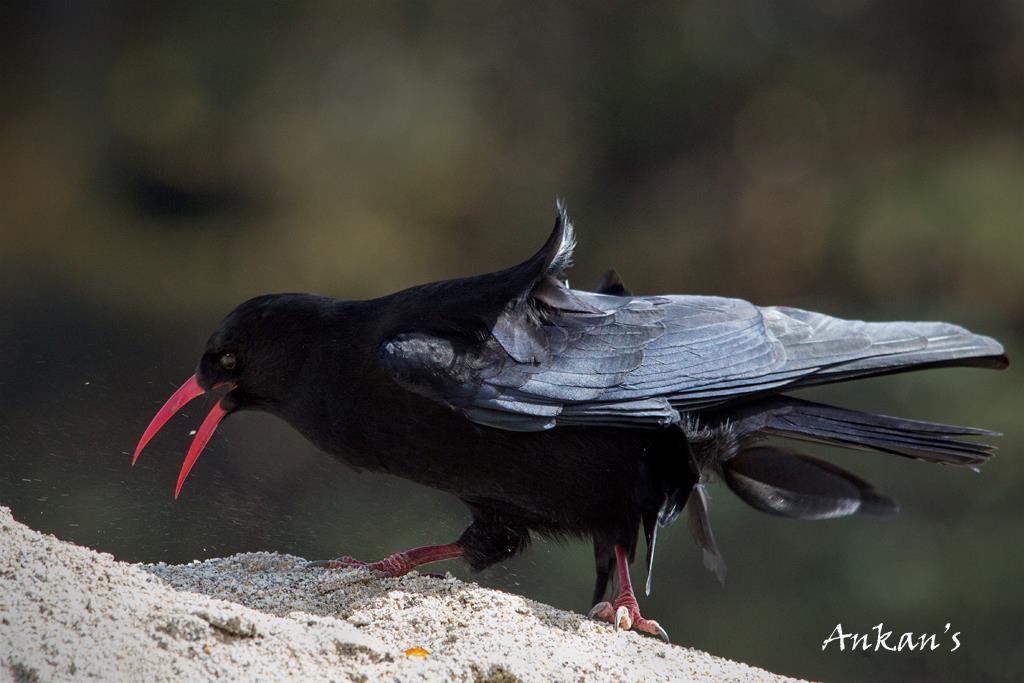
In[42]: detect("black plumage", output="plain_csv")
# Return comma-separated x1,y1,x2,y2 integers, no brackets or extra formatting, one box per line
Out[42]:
133,202,1007,641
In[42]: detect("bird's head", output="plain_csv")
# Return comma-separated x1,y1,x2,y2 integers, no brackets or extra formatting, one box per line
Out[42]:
132,293,325,498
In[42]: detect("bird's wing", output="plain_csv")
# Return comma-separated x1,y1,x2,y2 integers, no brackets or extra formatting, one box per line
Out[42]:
607,299,1007,411
379,209,1006,433
380,289,675,430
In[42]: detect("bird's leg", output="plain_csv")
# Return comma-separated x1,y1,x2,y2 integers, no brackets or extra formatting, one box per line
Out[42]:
588,544,669,642
307,542,464,578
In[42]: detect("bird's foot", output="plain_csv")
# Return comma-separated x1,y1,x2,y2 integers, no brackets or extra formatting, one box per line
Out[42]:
588,594,669,642
306,553,415,577
306,543,464,578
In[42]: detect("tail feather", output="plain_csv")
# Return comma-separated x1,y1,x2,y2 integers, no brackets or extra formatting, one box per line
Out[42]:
724,396,997,466
679,388,1000,581
722,446,899,520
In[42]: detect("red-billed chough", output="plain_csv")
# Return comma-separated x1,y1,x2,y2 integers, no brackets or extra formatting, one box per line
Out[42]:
134,202,1007,641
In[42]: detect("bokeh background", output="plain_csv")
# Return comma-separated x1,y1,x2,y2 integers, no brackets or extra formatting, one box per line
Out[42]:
1,2,1021,681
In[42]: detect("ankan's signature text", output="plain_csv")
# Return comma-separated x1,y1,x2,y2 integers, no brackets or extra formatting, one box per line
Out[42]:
822,623,961,653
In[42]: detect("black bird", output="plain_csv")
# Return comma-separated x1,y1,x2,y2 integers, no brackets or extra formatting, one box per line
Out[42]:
133,203,1007,641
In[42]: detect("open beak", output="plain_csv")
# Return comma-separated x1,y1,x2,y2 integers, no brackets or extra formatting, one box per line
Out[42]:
132,374,232,499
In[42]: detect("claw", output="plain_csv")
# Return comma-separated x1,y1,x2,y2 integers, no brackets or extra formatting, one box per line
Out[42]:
588,601,613,621
634,618,670,643
614,605,631,631
418,572,446,579
305,560,331,569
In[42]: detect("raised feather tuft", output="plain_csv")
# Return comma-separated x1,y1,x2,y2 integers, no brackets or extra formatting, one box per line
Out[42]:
549,199,577,276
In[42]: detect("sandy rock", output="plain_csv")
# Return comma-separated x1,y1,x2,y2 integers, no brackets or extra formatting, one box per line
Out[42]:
0,506,800,682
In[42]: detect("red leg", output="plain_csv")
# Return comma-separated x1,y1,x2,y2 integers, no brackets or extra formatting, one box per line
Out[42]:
588,545,669,641
307,542,464,577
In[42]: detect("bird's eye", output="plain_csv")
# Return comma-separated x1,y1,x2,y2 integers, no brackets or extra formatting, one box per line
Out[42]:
219,353,237,371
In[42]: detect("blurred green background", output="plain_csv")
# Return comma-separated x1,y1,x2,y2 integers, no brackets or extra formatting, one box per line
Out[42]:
1,2,1020,681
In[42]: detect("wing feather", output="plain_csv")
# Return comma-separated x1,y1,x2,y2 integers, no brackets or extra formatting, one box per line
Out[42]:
380,285,1004,432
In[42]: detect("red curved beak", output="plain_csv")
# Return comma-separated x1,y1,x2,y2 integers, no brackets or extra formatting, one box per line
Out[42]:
133,374,232,499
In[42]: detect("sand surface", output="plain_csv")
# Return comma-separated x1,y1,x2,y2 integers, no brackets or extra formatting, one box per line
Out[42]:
0,506,801,682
